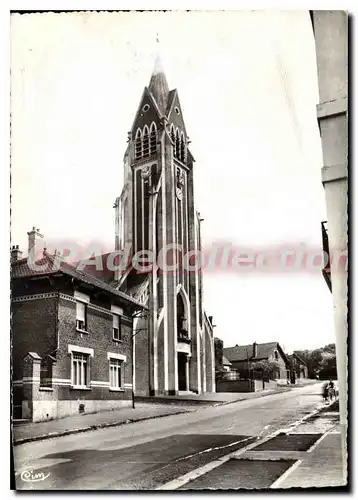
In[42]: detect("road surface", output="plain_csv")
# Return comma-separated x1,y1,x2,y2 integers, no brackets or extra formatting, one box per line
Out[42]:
14,383,324,490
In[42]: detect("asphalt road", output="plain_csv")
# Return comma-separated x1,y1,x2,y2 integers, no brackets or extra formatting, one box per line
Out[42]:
14,383,324,490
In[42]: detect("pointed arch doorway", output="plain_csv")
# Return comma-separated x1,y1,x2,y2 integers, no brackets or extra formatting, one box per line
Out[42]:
177,289,190,392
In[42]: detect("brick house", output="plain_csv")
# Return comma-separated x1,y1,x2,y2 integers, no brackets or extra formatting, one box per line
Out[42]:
11,230,145,422
289,353,309,381
223,342,290,382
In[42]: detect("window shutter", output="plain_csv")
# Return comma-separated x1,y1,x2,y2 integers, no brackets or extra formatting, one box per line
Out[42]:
113,314,119,329
76,302,85,321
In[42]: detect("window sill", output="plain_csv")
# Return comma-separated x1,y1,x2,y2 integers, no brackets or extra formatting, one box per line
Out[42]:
112,338,123,343
39,387,53,392
70,386,91,391
109,387,125,392
76,328,89,334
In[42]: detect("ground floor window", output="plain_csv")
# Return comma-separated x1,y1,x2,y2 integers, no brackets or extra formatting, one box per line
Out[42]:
71,352,89,388
109,358,123,389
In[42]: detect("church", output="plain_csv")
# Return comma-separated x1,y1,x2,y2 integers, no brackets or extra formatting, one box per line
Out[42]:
114,56,216,396
11,56,216,422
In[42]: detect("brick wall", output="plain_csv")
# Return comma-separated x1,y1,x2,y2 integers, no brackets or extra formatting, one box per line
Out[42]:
11,275,137,419
11,296,57,380
267,352,288,379
56,294,133,401
134,316,149,396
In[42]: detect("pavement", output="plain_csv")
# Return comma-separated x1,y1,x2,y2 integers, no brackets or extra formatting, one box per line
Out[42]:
12,402,197,445
177,399,345,490
13,382,347,490
135,385,292,404
12,386,292,445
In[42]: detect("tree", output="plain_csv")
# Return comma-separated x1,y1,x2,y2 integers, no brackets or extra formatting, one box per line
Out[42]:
320,351,337,379
294,349,323,378
251,360,280,381
294,343,337,379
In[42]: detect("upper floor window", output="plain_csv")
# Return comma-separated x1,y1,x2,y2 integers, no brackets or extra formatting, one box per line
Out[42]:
134,122,157,160
113,314,121,341
76,301,87,332
274,350,279,361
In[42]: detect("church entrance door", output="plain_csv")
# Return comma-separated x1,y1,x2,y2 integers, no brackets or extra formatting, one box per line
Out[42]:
178,353,187,391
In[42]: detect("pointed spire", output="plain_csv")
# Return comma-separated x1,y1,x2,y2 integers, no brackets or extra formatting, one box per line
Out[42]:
148,52,169,114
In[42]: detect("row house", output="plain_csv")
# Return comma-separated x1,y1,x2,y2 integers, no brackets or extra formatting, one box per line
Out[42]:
11,229,146,422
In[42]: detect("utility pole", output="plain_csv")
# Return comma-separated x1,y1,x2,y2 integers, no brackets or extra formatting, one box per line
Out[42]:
130,308,148,409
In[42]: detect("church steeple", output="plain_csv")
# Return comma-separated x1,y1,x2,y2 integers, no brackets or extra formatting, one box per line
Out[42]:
148,55,169,114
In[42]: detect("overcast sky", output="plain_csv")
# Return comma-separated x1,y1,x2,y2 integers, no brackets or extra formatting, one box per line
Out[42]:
10,10,335,353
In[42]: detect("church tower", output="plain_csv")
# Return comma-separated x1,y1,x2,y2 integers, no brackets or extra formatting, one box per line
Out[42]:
116,56,215,396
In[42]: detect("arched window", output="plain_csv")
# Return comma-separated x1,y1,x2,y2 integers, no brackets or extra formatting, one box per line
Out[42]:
142,125,150,158
175,128,180,160
177,293,188,339
274,350,279,361
180,132,186,162
149,122,157,155
170,124,176,156
134,128,142,160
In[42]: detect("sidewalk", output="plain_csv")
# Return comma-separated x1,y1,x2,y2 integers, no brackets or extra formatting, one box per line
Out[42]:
12,386,291,446
136,386,292,405
275,432,345,488
12,402,196,445
272,401,347,489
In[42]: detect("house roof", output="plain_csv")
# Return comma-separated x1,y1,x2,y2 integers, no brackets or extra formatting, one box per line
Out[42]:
223,342,288,364
222,356,232,366
11,252,147,310
292,352,308,366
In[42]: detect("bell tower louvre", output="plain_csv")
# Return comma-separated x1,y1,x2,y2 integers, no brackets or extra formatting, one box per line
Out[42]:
115,56,215,396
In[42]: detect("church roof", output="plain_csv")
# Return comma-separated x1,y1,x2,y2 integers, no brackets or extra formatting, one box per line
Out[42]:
148,55,170,115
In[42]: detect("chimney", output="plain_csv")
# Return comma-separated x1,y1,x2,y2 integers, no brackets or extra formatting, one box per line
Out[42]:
253,341,257,358
11,245,23,262
27,227,44,259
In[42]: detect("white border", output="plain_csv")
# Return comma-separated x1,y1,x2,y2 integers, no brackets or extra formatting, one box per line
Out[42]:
67,344,94,357
107,352,127,362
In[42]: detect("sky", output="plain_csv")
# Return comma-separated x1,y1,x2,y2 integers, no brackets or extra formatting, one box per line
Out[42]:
10,10,336,353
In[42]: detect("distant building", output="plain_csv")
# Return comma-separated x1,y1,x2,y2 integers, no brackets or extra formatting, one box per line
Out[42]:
222,356,233,372
223,342,289,381
289,353,308,380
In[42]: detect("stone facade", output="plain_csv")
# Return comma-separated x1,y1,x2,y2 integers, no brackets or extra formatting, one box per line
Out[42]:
116,58,216,396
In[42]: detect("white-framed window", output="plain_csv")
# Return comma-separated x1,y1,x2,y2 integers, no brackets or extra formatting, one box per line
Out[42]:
113,314,121,341
76,301,87,332
71,352,89,388
109,358,123,389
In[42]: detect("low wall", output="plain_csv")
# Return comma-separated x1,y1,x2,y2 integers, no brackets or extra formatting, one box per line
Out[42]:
216,378,278,393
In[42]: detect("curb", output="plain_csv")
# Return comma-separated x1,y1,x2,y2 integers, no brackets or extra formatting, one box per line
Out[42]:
213,386,292,407
12,386,300,447
13,409,191,446
156,399,338,490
